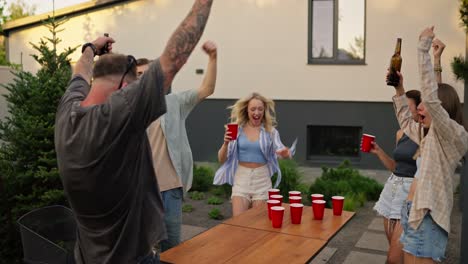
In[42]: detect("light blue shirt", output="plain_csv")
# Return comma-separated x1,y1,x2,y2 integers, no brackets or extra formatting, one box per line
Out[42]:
214,125,296,188
237,128,268,164
160,89,199,192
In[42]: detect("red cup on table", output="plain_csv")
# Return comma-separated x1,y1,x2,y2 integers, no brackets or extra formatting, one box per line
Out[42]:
360,134,375,152
312,200,326,220
289,196,301,204
267,199,281,220
311,194,324,201
271,206,285,228
332,196,345,216
268,188,280,199
288,191,301,197
227,123,239,140
270,194,283,204
290,203,304,224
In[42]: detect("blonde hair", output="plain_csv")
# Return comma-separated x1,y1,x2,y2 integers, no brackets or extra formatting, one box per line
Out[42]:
228,92,277,132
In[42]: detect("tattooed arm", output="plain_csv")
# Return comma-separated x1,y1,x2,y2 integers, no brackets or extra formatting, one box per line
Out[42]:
159,0,213,91
73,35,114,84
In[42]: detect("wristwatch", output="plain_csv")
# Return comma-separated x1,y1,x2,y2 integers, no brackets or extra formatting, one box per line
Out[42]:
81,43,97,57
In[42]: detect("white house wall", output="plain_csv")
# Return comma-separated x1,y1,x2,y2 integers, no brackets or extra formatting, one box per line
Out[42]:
6,0,465,102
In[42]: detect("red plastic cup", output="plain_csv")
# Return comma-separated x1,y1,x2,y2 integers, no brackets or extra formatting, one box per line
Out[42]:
312,200,326,220
270,194,283,204
290,203,304,224
361,134,375,152
268,189,280,199
311,194,324,201
271,206,285,228
227,123,239,140
288,191,301,197
289,196,302,204
267,200,281,220
332,196,345,216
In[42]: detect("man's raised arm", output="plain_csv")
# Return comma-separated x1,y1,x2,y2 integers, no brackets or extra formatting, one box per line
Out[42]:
73,36,114,84
159,0,214,90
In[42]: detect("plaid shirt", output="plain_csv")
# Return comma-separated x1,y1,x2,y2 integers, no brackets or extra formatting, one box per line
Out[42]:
392,36,468,233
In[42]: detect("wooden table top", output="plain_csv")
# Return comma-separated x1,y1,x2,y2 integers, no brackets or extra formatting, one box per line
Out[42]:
223,203,355,241
160,224,327,264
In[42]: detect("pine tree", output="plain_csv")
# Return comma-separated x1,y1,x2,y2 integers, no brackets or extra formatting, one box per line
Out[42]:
0,15,77,262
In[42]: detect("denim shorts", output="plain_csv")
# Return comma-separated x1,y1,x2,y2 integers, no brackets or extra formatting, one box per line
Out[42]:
373,174,413,219
232,164,271,201
400,201,448,262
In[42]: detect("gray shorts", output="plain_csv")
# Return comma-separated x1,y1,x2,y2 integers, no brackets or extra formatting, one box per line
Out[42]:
373,173,413,219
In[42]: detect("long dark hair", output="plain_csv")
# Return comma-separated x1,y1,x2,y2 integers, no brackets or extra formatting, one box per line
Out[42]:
438,83,467,131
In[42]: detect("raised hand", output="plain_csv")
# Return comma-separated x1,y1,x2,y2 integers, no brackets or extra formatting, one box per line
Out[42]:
369,142,381,154
223,125,233,143
386,70,404,89
432,38,445,59
419,26,435,40
202,41,217,59
92,35,115,55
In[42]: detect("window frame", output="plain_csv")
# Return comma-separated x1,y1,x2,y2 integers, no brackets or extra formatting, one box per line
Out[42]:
307,0,367,65
306,124,362,161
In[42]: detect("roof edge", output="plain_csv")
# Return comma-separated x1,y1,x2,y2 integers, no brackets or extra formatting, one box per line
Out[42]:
3,0,131,32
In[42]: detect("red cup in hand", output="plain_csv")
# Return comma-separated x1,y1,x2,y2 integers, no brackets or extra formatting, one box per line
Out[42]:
227,123,239,140
361,134,376,152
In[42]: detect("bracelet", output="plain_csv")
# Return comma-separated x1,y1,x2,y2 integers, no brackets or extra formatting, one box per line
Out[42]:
81,43,97,57
433,65,442,72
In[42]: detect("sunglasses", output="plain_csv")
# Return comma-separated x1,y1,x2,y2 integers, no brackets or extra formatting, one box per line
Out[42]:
117,55,137,90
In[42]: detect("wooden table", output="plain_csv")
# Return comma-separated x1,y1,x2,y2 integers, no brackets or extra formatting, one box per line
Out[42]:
223,203,354,241
161,224,326,264
161,204,354,264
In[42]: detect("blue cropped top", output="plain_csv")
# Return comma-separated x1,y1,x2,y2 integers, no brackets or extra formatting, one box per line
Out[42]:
237,131,267,164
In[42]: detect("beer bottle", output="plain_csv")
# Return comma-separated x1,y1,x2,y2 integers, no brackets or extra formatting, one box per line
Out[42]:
100,33,110,55
387,38,402,87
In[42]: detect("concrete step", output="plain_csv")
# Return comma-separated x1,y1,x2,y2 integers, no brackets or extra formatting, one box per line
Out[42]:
181,224,207,242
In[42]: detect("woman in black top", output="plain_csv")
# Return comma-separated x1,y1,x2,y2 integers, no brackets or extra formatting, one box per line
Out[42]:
371,90,420,264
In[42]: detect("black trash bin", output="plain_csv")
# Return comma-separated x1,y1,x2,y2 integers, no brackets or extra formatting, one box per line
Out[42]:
17,205,76,264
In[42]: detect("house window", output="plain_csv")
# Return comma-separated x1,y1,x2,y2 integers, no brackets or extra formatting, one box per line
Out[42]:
307,125,361,159
308,0,366,64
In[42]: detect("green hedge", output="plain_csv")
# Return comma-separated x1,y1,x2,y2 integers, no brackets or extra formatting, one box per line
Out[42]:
271,159,305,203
308,161,383,211
192,164,231,198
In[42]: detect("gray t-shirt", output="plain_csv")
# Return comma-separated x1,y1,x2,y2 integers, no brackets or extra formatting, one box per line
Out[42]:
55,60,167,263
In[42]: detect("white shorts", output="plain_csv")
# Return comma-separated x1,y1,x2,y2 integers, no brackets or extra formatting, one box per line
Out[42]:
373,173,413,220
231,164,271,202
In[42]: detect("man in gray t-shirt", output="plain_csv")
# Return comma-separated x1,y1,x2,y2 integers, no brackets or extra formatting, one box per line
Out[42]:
54,1,214,263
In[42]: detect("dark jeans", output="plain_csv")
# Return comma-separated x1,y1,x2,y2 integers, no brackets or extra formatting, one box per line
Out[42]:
160,187,183,252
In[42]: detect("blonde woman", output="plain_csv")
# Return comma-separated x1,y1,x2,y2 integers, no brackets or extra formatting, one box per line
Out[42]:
214,93,295,216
